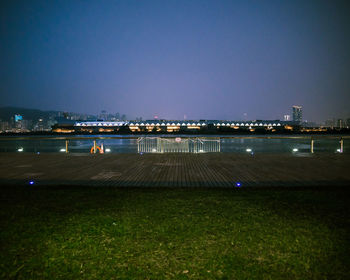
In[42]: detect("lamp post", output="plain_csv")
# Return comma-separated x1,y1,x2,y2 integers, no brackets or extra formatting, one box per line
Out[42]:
65,140,69,153
340,137,344,153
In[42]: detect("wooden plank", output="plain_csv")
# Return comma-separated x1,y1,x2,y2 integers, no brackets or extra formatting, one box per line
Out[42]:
0,153,349,187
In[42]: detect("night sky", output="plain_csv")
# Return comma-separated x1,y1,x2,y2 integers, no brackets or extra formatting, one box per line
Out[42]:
1,0,349,122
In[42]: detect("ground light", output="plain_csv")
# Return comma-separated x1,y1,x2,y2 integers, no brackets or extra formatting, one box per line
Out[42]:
235,182,242,187
105,148,111,152
60,148,66,152
336,149,342,153
292,148,298,152
29,180,34,185
17,148,23,152
246,148,252,152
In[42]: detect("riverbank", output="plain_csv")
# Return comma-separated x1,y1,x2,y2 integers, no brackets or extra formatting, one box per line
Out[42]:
1,129,350,136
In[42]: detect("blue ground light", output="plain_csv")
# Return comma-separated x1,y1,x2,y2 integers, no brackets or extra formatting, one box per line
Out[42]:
235,182,242,187
29,180,34,185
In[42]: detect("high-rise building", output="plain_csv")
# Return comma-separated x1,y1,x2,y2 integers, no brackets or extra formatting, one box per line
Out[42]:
292,106,302,123
284,115,291,121
100,110,108,120
337,119,344,128
325,119,335,128
0,121,10,132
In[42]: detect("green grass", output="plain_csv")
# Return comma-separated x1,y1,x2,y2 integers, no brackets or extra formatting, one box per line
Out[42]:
1,186,350,279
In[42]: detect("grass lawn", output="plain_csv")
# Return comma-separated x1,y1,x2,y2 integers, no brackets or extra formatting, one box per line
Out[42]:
1,186,350,279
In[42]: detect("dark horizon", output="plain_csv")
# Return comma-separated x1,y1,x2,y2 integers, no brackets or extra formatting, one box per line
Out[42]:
1,0,350,122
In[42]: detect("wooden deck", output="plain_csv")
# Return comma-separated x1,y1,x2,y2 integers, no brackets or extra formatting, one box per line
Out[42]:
0,153,349,187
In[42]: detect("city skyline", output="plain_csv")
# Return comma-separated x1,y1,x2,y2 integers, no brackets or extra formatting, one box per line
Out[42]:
0,104,348,127
1,0,350,122
0,104,305,122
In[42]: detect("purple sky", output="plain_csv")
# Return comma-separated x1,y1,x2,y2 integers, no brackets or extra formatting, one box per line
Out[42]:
1,0,349,121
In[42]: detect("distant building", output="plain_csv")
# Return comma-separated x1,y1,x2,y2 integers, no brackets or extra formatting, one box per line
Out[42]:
54,119,293,134
284,115,291,121
99,110,108,121
33,118,45,131
292,106,302,123
324,119,335,128
0,121,10,132
21,119,32,130
337,119,344,128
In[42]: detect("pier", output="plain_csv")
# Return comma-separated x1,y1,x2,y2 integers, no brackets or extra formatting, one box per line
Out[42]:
1,153,349,187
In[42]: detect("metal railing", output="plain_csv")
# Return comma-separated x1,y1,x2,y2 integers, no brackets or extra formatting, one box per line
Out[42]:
0,135,348,154
137,137,221,153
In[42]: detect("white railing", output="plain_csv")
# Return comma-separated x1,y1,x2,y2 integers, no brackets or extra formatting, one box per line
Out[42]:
137,137,220,153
